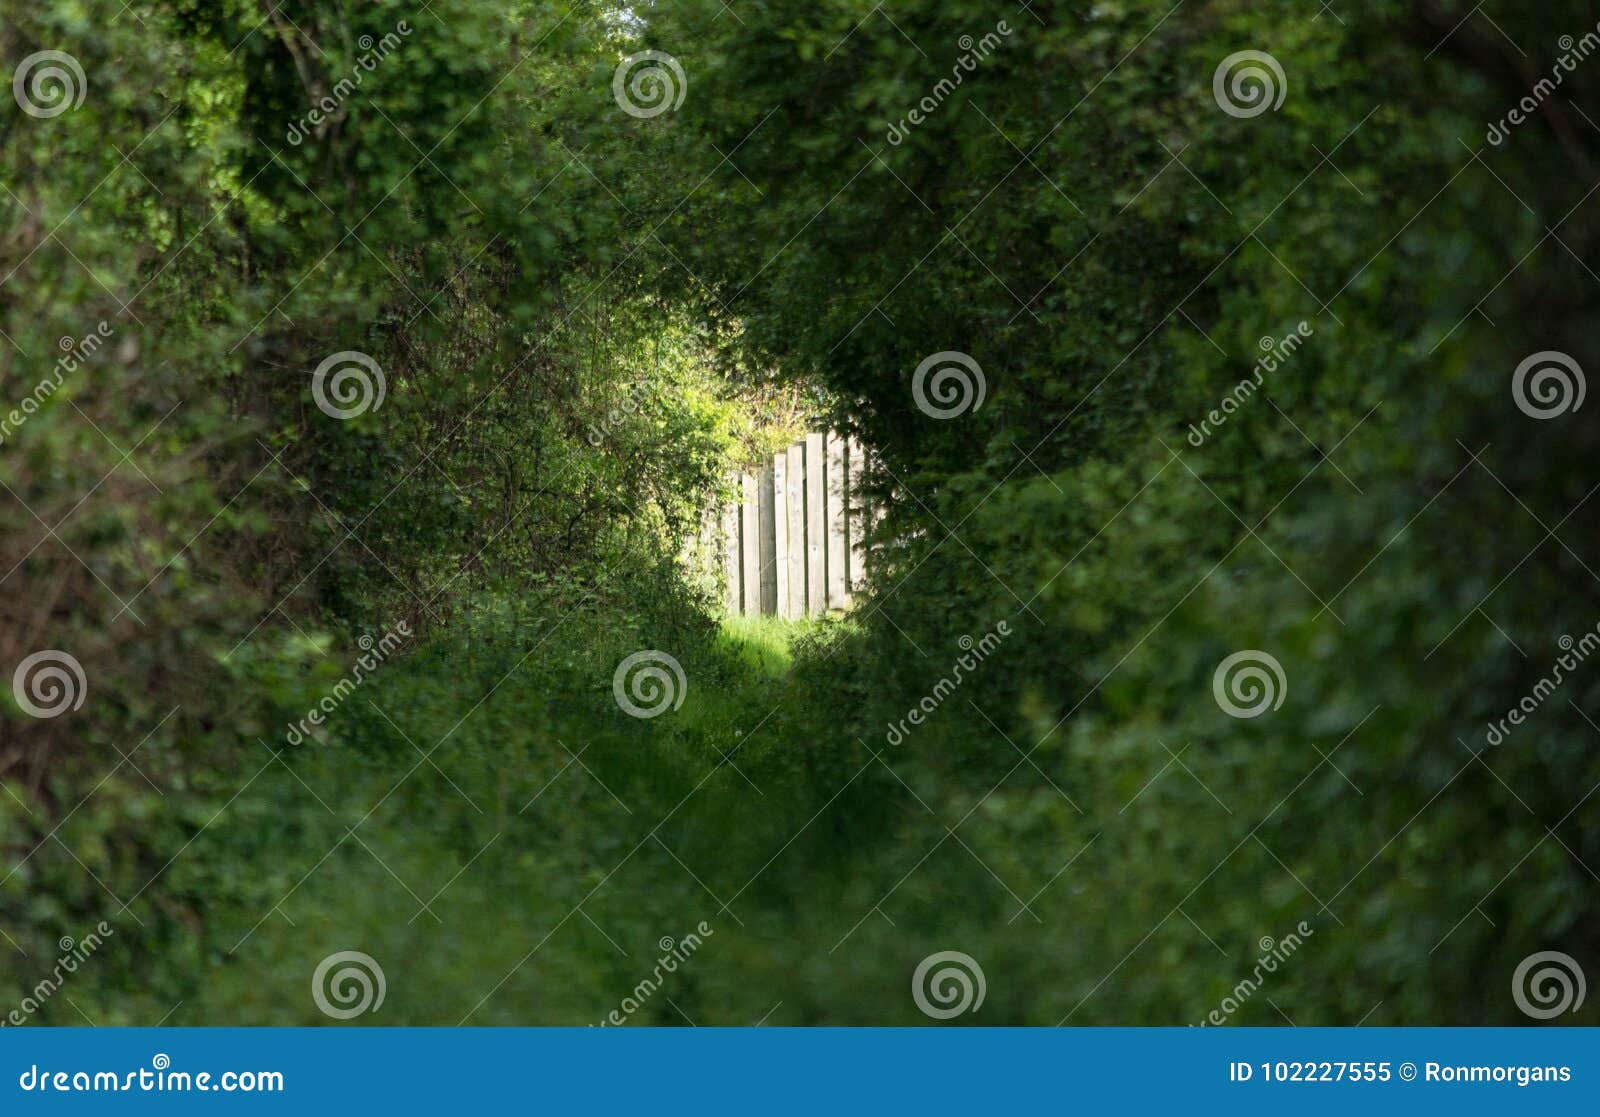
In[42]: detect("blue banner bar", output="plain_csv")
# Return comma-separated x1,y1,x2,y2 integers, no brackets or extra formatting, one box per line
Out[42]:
3,1028,1596,1113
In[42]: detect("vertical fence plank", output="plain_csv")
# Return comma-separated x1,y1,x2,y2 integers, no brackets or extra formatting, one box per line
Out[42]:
805,434,826,617
847,437,868,594
720,500,740,613
785,442,805,617
758,465,778,614
772,452,791,617
740,473,760,617
826,433,848,610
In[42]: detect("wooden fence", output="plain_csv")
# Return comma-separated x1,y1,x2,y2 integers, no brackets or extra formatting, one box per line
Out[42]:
703,433,873,617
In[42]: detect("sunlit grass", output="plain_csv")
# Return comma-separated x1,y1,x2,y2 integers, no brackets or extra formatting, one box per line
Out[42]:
716,614,820,676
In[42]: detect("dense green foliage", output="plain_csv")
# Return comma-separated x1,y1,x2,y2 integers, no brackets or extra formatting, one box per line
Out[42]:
3,0,1596,1024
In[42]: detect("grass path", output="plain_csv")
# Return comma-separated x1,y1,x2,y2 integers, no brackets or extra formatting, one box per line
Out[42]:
113,605,866,1024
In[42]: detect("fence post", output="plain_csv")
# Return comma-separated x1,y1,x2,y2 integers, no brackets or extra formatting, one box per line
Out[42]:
826,433,848,610
847,437,868,594
785,442,806,617
740,473,760,617
718,500,739,613
758,465,778,614
805,434,826,617
772,451,791,617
